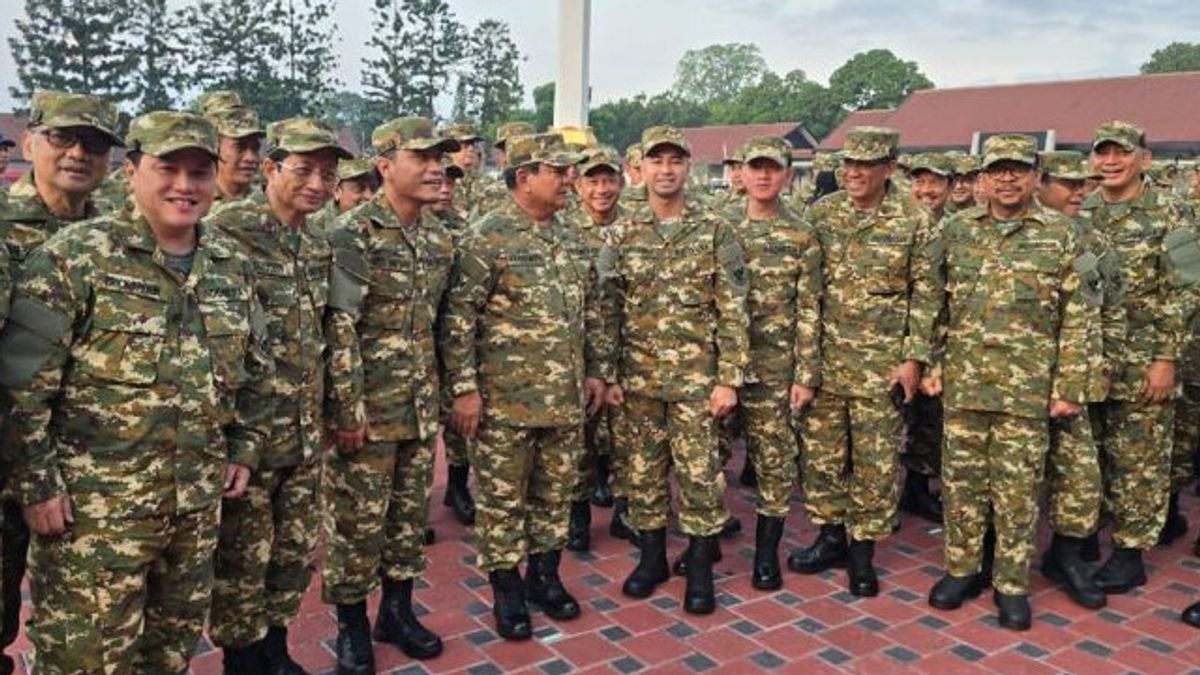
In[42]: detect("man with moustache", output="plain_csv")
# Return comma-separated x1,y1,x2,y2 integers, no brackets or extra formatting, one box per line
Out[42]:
0,89,124,673
0,110,274,673
207,118,354,674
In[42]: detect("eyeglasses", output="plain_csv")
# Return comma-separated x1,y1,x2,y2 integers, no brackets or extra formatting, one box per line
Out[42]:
37,127,113,155
279,163,338,186
984,164,1034,179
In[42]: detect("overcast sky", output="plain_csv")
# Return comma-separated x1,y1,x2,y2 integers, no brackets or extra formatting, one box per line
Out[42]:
2,0,1199,112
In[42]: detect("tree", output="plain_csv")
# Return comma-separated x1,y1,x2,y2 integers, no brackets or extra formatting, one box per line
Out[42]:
828,49,933,111
361,0,408,118
532,82,555,131
708,69,846,138
126,0,185,112
673,43,768,105
9,0,138,108
181,0,289,120
590,93,710,153
274,0,341,117
452,19,524,132
322,90,385,153
1141,42,1200,74
362,0,466,119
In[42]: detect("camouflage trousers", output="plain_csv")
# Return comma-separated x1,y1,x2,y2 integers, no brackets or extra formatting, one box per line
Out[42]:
444,423,471,468
321,439,433,605
802,391,901,541
1046,410,1102,537
942,408,1046,595
1091,399,1173,550
717,405,746,467
27,505,219,675
741,383,801,518
469,419,583,571
210,456,322,647
572,408,615,502
1170,384,1200,493
615,393,729,536
903,392,943,477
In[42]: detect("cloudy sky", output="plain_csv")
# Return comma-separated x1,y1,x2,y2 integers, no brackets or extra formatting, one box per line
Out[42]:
2,0,1198,111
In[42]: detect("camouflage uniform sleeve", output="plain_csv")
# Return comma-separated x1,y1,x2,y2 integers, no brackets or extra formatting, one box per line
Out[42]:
225,273,276,469
902,211,940,366
442,233,496,397
925,219,950,379
583,259,613,381
713,222,750,388
597,242,624,385
792,223,823,387
1051,232,1093,405
0,245,82,504
1158,211,1200,361
1089,228,1129,395
324,224,369,431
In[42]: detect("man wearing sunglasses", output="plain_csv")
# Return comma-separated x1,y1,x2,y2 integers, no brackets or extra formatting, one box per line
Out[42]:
0,89,122,674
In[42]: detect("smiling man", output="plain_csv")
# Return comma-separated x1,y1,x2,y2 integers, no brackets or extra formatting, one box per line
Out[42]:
200,91,266,206
947,153,981,213
206,117,353,674
0,110,274,673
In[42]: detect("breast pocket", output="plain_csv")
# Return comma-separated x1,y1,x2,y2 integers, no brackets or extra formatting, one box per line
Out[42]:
201,300,251,392
1012,259,1060,336
75,289,168,384
859,239,910,295
365,257,414,329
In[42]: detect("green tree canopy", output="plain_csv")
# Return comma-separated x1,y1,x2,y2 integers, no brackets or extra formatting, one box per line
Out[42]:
452,19,524,135
673,43,769,105
708,69,846,138
828,48,933,110
1140,42,1200,74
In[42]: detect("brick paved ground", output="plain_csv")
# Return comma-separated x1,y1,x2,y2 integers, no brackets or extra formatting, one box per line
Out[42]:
7,445,1200,674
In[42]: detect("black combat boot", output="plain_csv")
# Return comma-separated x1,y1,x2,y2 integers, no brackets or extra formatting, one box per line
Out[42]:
443,464,476,526
423,527,436,545
222,642,267,675
751,516,785,591
979,525,996,588
373,578,443,659
719,515,743,539
334,602,375,675
672,537,723,576
899,469,944,523
1184,600,1200,628
928,573,985,610
1041,534,1106,609
1158,492,1188,546
683,536,718,615
1093,547,1147,594
994,592,1032,631
787,524,848,574
591,455,614,507
525,550,581,620
1081,531,1101,562
739,451,758,487
489,567,532,640
610,498,638,543
622,528,669,598
566,500,591,552
261,625,311,675
847,539,879,597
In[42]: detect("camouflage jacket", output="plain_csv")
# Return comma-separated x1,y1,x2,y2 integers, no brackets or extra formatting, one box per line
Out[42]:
325,193,455,442
564,202,626,253
308,201,340,235
601,197,750,400
935,204,1093,418
807,187,938,399
0,172,98,267
1069,218,1129,402
452,170,488,218
619,183,648,209
733,201,823,388
209,200,335,467
1079,182,1200,400
0,211,275,515
471,176,510,221
442,200,609,428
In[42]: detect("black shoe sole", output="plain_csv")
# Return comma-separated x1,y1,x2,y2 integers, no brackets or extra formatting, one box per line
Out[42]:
786,556,848,575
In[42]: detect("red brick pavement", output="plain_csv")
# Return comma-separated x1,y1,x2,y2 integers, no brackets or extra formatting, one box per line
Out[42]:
7,446,1200,674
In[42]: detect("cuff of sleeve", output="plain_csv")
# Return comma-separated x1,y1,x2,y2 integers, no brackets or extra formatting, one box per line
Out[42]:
718,364,745,389
227,437,260,472
16,466,67,507
901,337,932,366
1051,379,1085,406
336,401,366,432
792,366,821,389
450,374,479,397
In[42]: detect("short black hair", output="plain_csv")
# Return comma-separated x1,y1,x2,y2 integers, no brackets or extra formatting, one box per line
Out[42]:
503,164,539,190
267,148,290,162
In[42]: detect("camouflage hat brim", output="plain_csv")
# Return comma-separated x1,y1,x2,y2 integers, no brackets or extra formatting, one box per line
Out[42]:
742,149,789,167
981,153,1036,169
519,151,585,169
642,140,690,157
145,139,219,161
399,137,461,153
842,148,894,162
283,138,353,160
1092,135,1137,152
580,158,622,175
41,117,125,147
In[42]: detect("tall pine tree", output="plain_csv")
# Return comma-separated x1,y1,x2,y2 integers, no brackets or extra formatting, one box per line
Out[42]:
180,0,288,120
275,0,341,118
452,19,524,132
126,0,185,112
362,0,466,119
361,0,410,118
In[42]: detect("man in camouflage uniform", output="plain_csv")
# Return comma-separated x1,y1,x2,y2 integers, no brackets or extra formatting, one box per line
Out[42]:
621,144,647,207
724,136,821,591
199,91,266,207
207,118,353,674
0,111,274,674
443,133,607,639
311,157,379,233
471,121,536,218
320,117,458,673
925,135,1094,630
562,145,627,552
716,151,747,210
946,152,981,214
1034,150,1121,610
787,128,937,598
1081,121,1200,592
0,90,123,672
440,122,485,216
601,126,750,614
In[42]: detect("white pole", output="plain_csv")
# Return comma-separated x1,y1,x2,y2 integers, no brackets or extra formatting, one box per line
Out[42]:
554,0,590,127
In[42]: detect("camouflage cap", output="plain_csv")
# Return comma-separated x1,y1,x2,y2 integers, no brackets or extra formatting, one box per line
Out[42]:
740,135,793,167
906,152,954,177
126,111,218,159
641,125,691,156
625,144,643,168
897,153,913,169
197,90,244,116
842,126,900,162
267,117,352,159
336,157,377,182
441,157,465,180
981,134,1038,168
206,107,264,139
1093,120,1145,152
722,149,744,165
440,121,483,143
372,117,459,155
947,152,981,176
812,151,841,173
506,133,585,169
579,145,622,176
28,89,123,146
494,121,536,149
1038,150,1100,181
